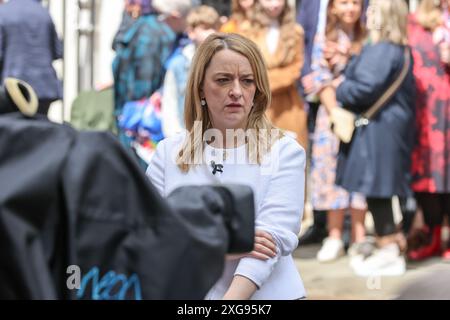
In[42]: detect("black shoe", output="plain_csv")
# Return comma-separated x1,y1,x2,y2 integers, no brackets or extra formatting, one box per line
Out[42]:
298,226,327,245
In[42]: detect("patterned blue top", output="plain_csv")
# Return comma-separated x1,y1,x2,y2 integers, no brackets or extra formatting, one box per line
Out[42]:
112,14,176,114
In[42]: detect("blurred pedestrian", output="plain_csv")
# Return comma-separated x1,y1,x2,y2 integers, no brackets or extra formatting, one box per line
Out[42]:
161,5,221,137
147,33,307,299
248,0,308,150
220,0,255,34
152,0,195,67
0,0,62,116
112,0,174,115
407,0,450,262
335,0,415,276
308,0,368,263
296,0,369,247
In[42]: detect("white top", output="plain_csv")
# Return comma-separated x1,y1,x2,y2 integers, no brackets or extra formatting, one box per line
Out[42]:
146,133,306,300
266,21,280,55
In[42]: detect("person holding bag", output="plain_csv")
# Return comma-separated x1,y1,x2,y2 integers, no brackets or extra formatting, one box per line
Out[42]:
334,0,416,276
306,0,368,263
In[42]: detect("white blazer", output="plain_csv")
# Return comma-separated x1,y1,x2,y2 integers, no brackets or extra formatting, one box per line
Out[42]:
146,133,306,300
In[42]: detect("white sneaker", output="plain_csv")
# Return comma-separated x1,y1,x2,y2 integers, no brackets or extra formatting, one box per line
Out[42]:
348,237,376,258
351,243,406,277
317,237,345,263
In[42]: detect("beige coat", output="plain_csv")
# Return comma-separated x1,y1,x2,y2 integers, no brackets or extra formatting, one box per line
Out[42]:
249,24,308,150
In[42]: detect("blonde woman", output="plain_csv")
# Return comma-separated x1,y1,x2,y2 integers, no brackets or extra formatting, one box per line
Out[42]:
147,33,306,299
334,0,415,276
247,0,308,150
220,0,255,34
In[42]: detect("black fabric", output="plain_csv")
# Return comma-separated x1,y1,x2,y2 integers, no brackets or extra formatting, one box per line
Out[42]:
0,86,15,114
0,113,255,300
336,43,416,198
37,99,52,115
366,198,397,237
416,193,450,228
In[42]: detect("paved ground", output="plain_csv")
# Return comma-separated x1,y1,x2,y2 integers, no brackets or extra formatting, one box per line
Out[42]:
293,244,450,300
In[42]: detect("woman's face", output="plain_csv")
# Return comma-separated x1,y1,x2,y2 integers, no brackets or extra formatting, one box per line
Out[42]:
332,0,362,27
239,0,254,11
201,49,256,132
259,0,286,20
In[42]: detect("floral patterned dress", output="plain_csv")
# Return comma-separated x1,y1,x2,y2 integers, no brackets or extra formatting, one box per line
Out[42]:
408,15,450,193
310,30,366,211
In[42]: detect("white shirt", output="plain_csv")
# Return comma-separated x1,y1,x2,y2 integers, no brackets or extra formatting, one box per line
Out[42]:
266,21,280,55
146,133,306,300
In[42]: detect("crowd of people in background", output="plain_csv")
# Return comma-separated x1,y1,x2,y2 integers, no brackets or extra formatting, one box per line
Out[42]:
1,0,448,287
110,0,450,278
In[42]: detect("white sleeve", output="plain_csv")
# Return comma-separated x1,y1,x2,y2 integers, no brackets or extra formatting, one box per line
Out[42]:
146,138,167,196
234,138,305,288
161,70,183,138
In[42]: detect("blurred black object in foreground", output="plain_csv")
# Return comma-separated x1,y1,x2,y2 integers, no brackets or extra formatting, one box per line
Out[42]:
0,112,255,300
0,78,38,116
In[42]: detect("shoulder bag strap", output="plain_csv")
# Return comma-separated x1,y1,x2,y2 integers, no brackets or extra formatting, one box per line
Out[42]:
361,47,411,121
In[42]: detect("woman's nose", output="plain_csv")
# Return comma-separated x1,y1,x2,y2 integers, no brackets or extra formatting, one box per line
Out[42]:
229,80,243,98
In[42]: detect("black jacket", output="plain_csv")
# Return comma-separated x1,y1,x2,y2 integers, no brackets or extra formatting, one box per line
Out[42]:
0,113,254,299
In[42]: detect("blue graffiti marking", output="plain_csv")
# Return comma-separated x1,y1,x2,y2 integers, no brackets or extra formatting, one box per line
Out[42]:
77,267,142,300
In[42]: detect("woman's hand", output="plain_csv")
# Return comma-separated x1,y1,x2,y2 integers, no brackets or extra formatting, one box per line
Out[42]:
302,73,316,95
331,75,345,89
325,41,351,69
226,229,277,261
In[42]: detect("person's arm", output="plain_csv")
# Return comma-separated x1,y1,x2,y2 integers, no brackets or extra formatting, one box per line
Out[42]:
230,138,306,296
223,275,258,300
226,229,277,261
318,86,338,114
268,26,305,93
336,44,401,113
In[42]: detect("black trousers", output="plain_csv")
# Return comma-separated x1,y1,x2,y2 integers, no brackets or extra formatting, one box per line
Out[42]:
416,193,450,228
366,198,398,237
37,99,53,116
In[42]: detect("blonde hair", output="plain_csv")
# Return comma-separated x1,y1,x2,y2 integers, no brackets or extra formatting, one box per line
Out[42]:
416,0,443,31
177,33,281,172
369,0,409,45
230,0,254,24
187,5,221,30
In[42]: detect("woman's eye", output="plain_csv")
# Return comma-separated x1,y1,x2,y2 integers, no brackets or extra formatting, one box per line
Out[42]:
242,79,255,85
217,78,229,83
